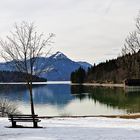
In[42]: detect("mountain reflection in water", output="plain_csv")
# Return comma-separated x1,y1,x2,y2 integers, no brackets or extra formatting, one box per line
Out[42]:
0,84,139,116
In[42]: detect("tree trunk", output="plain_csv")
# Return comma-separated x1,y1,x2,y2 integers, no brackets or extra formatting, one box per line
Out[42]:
28,82,35,115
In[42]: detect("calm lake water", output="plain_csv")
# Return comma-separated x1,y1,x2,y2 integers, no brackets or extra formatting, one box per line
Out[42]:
0,82,140,116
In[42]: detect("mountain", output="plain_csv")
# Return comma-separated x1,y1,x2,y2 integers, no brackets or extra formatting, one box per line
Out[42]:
34,52,92,81
0,51,92,81
77,61,92,70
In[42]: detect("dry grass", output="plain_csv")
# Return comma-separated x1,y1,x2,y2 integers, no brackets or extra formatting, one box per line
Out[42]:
39,113,140,119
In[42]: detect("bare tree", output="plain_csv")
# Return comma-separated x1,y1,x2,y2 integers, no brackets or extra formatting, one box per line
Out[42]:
0,21,54,116
121,12,140,79
122,13,140,55
0,98,20,117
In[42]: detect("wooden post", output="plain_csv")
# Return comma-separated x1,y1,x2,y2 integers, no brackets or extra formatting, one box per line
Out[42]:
12,121,16,127
33,121,38,128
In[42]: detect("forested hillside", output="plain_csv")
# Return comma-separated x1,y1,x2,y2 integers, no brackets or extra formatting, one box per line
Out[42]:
86,51,140,83
0,71,47,82
71,51,140,83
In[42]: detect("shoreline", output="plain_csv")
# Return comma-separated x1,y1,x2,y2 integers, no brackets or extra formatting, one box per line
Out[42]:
71,83,125,87
39,113,140,119
0,82,125,87
0,81,139,88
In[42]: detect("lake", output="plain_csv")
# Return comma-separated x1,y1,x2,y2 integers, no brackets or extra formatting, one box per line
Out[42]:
0,82,140,116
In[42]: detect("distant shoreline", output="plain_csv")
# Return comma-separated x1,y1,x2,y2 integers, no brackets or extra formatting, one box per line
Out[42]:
71,83,125,87
0,81,124,87
0,82,139,88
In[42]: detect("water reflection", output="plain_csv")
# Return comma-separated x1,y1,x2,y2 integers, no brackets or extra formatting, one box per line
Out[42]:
32,84,73,106
0,84,73,106
71,85,140,113
0,84,139,115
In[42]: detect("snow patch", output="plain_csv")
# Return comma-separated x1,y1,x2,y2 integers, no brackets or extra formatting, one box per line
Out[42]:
0,117,140,140
52,51,67,59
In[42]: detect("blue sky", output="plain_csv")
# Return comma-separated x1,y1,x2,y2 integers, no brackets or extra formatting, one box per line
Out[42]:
0,0,139,64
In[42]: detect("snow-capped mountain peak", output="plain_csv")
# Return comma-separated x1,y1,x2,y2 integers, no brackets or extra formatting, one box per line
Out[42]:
51,51,67,59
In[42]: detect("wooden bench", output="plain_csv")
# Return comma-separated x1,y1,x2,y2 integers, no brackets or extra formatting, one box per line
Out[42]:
8,114,41,128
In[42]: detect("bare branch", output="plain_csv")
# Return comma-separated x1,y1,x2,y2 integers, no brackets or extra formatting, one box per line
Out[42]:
122,12,140,55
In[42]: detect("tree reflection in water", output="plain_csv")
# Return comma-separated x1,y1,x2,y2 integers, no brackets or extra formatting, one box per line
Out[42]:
71,85,140,113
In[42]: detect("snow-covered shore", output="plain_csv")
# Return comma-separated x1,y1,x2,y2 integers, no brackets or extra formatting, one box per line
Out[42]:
0,117,140,140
